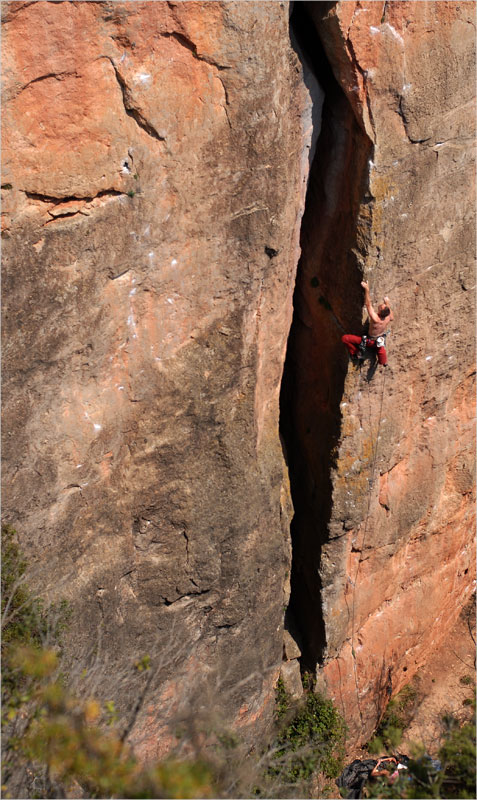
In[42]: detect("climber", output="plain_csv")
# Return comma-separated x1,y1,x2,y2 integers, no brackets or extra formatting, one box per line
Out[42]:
336,754,409,797
371,756,410,787
342,281,394,366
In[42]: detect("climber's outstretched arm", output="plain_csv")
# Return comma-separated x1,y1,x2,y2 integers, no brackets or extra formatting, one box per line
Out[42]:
361,281,380,323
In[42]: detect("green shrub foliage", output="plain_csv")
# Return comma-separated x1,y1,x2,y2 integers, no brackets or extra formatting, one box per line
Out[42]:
1,525,214,799
369,682,420,753
5,523,472,799
272,691,346,785
367,700,476,799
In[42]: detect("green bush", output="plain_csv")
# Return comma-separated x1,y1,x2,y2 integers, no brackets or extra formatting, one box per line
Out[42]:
272,691,346,784
2,524,49,718
369,682,420,753
2,524,45,645
367,704,476,799
274,677,290,721
439,709,476,798
1,524,216,799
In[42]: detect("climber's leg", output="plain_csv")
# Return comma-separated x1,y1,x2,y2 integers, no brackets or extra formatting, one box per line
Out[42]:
376,345,387,366
341,334,362,358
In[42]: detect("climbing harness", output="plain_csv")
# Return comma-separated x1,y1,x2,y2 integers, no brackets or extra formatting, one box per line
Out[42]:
360,332,387,351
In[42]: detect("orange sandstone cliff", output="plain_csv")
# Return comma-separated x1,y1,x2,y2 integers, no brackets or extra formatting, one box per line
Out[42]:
2,0,475,753
283,0,476,740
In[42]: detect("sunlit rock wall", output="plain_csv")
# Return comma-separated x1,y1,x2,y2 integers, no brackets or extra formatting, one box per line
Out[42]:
1,0,319,755
293,0,475,741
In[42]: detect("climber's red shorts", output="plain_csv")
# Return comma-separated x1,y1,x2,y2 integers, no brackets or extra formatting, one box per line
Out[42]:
342,334,387,366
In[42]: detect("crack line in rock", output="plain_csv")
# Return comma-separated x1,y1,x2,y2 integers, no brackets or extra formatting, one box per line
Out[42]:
162,588,211,607
347,36,376,143
12,70,79,99
109,268,131,280
101,56,166,142
397,96,431,144
218,75,232,128
281,2,376,680
161,30,231,71
24,189,124,204
1,1,35,23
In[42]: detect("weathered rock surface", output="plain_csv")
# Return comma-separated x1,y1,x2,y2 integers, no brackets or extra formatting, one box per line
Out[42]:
280,659,304,701
1,0,318,756
285,0,475,741
2,0,475,757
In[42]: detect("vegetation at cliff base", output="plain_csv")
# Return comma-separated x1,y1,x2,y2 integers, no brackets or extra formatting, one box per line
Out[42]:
1,524,214,799
274,676,290,721
268,673,346,795
5,522,472,799
438,710,476,798
369,682,420,753
364,678,476,799
365,707,476,799
1,524,347,799
273,690,346,782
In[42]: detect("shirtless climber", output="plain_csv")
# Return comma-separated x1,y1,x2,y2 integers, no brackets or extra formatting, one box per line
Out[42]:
342,281,394,366
370,756,409,786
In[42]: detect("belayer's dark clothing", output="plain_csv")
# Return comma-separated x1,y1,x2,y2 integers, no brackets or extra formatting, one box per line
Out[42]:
337,755,412,798
336,759,379,798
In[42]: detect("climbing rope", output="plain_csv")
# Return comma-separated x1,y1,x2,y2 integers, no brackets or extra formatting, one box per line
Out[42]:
349,356,388,728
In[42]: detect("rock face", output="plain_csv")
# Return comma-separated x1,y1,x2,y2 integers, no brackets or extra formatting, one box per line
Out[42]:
1,0,475,756
284,0,475,741
2,0,318,755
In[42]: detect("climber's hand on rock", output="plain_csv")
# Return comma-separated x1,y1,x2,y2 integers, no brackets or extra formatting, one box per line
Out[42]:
361,281,369,290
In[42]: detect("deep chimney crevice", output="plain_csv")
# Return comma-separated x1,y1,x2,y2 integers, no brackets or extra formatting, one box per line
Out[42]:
281,1,373,673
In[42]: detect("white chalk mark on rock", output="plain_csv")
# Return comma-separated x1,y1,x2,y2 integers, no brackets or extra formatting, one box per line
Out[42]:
384,22,404,46
135,72,152,84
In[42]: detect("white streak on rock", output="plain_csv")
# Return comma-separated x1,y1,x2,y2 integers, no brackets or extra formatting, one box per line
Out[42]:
135,72,152,84
384,22,404,46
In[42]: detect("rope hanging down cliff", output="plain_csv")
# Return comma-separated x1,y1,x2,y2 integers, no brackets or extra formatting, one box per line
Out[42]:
349,353,388,729
339,279,394,725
